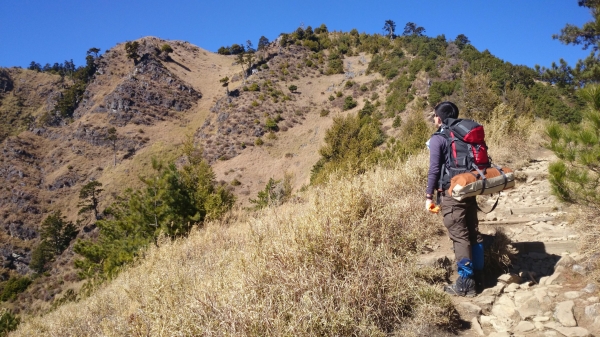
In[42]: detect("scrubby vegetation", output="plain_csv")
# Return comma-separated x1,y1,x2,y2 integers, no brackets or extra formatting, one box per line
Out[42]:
73,139,235,281
13,151,460,336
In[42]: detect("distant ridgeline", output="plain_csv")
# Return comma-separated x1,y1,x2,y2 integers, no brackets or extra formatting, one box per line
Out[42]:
217,22,583,124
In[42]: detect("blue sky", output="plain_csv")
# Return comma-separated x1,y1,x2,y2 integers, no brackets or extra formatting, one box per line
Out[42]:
0,0,592,69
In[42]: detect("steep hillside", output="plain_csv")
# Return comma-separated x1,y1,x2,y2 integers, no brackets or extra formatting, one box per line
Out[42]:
0,27,584,323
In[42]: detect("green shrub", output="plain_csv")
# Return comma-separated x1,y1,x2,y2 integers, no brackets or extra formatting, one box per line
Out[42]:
73,139,235,281
328,95,335,101
311,111,384,184
320,109,330,117
30,242,52,274
160,44,173,54
0,277,32,301
230,179,242,186
344,80,355,89
381,110,433,164
255,137,264,146
265,118,278,131
343,96,358,110
428,80,459,106
248,83,260,91
0,310,19,335
326,52,344,75
249,175,292,209
336,91,343,98
393,115,402,128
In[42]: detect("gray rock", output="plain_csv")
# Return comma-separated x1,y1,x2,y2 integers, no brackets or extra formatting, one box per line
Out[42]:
471,317,484,336
490,317,516,333
517,296,542,319
564,291,581,299
498,273,522,284
482,283,506,297
479,315,495,327
488,332,511,337
457,302,482,320
555,255,576,269
475,295,496,314
533,316,550,322
581,283,597,294
553,326,591,337
584,303,600,324
520,281,534,290
554,300,577,327
533,321,545,331
504,283,520,293
514,291,534,306
492,304,519,321
545,271,563,286
532,222,556,232
572,264,587,276
512,320,535,333
587,297,599,303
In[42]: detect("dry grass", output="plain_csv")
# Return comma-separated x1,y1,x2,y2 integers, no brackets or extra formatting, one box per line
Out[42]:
570,206,600,285
485,103,545,169
13,153,462,336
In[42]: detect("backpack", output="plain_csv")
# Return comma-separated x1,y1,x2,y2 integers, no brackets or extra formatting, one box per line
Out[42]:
436,118,491,191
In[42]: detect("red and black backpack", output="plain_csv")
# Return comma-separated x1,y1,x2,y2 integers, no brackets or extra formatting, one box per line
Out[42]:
436,118,491,190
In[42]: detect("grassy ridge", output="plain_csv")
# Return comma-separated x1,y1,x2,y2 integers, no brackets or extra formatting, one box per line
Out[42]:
13,152,463,336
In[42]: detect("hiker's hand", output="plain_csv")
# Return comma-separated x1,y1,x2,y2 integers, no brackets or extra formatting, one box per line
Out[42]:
426,200,440,214
425,199,433,211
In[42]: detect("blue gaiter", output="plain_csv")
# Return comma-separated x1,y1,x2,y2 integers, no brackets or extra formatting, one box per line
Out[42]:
457,258,474,278
472,242,484,271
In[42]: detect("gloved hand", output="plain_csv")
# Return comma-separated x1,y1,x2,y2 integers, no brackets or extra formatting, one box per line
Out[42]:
426,199,440,213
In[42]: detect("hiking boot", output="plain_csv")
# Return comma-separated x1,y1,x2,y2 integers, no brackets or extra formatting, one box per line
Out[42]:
444,276,476,297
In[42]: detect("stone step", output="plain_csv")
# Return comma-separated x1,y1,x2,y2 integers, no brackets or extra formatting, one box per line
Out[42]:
479,216,555,226
510,206,559,215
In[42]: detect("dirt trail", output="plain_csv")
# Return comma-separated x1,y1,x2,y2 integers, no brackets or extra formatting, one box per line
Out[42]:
421,148,600,336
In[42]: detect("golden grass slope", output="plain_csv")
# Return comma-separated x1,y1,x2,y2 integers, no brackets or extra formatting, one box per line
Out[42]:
13,152,461,336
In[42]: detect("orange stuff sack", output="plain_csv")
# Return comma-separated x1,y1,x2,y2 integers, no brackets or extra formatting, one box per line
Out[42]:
449,167,515,201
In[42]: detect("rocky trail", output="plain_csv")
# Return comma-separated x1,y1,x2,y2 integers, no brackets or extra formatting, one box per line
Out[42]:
421,148,600,337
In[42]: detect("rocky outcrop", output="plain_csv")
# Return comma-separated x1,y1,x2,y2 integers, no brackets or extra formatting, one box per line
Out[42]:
75,54,201,126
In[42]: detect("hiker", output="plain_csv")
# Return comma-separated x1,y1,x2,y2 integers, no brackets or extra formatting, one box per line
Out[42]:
426,101,485,297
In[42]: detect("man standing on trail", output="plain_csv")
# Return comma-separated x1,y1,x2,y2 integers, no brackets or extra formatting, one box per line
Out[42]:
426,101,484,297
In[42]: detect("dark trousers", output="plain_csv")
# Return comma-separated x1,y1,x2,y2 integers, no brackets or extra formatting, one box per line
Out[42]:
441,195,482,262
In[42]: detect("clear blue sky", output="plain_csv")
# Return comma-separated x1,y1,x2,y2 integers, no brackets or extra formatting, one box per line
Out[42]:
0,0,592,70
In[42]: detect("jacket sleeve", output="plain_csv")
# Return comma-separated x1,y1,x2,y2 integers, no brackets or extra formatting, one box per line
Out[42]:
426,135,445,195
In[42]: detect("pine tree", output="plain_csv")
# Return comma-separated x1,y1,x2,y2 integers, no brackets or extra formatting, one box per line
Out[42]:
78,181,103,220
547,84,600,206
39,211,78,255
